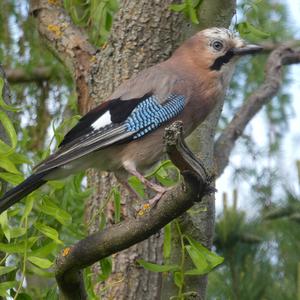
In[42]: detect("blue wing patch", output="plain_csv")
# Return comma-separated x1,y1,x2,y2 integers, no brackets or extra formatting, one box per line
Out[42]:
33,94,185,173
124,94,185,139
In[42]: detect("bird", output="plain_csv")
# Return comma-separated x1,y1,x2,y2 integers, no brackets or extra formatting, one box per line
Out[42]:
0,27,262,213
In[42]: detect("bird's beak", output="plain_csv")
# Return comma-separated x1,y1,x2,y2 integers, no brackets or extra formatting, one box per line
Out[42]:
232,44,263,56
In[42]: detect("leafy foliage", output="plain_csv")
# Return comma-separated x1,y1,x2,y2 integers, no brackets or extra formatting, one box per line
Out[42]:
64,0,119,46
208,171,300,300
0,82,88,297
170,0,203,24
138,220,224,299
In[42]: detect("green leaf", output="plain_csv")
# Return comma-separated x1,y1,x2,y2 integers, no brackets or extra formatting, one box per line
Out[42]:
0,172,24,185
0,157,20,174
137,259,179,273
28,256,53,269
236,22,251,35
35,222,63,244
27,263,54,278
0,281,17,296
185,245,208,272
0,78,21,112
0,242,26,253
187,0,199,24
0,236,38,253
246,23,270,39
0,210,10,242
149,160,180,187
8,152,31,165
0,139,13,155
174,271,184,288
193,0,203,8
154,168,177,187
107,0,118,11
40,197,72,225
99,211,106,230
169,3,186,12
0,110,17,149
7,207,20,217
9,227,26,238
22,195,34,221
30,242,57,258
236,22,270,39
184,268,208,275
6,208,20,218
0,266,17,276
113,188,121,223
47,180,65,190
185,236,224,268
44,287,58,300
99,257,112,281
15,293,33,300
27,236,39,249
128,176,145,198
163,223,172,260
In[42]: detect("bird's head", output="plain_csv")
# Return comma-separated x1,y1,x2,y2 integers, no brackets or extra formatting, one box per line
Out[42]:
200,27,262,69
174,27,262,87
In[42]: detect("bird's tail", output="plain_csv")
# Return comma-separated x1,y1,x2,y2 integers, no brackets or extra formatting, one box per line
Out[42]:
0,173,46,214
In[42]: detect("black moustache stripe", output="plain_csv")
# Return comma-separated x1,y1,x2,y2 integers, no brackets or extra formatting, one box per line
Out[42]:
210,50,234,71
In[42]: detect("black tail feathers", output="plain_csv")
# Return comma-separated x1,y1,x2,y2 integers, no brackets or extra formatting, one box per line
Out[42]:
0,173,46,214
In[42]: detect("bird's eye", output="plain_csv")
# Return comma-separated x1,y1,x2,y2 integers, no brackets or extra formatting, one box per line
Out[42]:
212,40,224,51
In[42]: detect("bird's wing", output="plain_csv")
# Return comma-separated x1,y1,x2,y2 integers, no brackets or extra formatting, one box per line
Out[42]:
34,93,185,173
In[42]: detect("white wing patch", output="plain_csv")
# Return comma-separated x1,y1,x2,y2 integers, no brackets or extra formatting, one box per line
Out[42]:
91,111,112,130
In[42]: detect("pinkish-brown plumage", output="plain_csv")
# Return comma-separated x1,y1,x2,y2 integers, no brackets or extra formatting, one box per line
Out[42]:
0,28,262,212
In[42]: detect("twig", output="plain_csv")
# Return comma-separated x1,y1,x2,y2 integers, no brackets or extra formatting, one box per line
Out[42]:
214,45,300,176
5,66,61,84
55,121,210,300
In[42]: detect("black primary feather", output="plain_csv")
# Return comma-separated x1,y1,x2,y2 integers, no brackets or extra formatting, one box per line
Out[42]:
60,94,151,147
0,172,47,214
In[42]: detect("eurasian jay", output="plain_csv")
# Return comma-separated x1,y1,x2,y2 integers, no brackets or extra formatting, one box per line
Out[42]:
0,28,262,213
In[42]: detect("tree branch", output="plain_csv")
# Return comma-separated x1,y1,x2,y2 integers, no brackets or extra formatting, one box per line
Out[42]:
214,45,300,176
55,121,211,300
5,66,60,84
30,0,96,113
260,40,300,52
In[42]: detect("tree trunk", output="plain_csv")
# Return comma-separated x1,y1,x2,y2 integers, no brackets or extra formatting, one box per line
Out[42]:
83,1,235,299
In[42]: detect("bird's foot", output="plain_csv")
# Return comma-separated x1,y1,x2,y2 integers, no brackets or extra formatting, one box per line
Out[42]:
137,186,171,216
147,184,172,207
123,165,173,208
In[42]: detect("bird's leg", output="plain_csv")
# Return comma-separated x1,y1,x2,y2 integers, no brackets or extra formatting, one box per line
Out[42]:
134,171,172,206
114,172,144,201
124,164,171,206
